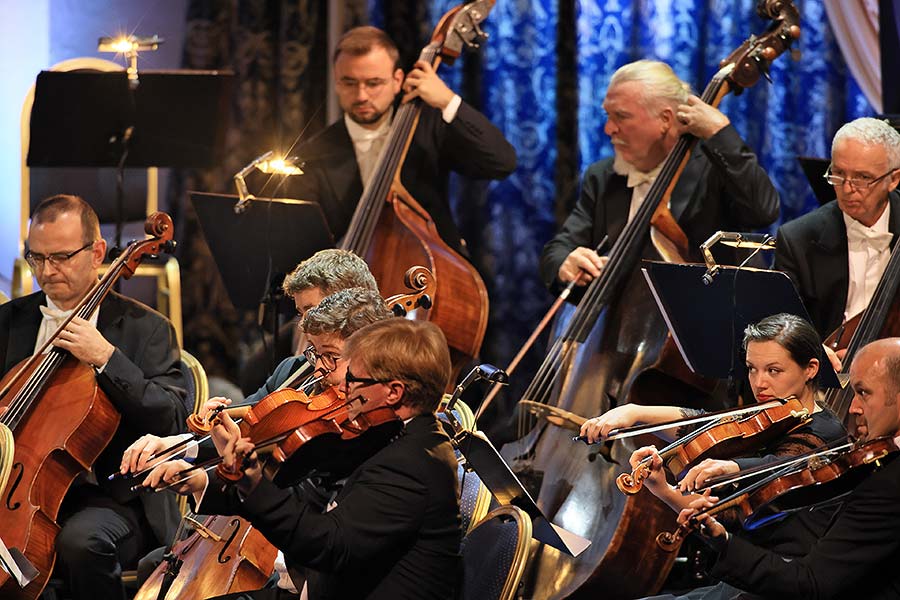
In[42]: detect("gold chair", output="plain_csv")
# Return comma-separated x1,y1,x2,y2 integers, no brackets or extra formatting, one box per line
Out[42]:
461,505,532,600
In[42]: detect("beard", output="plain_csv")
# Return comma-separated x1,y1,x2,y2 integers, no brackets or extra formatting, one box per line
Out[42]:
348,103,390,126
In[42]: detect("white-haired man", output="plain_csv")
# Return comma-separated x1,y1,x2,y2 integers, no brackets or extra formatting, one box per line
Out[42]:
775,117,900,338
540,59,779,293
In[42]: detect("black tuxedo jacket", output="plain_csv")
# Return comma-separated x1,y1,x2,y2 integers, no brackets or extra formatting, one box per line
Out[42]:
540,125,780,296
282,101,516,252
712,453,900,599
774,191,900,338
199,413,462,600
0,290,188,544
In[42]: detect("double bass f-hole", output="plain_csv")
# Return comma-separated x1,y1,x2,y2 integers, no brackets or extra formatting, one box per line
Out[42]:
5,462,23,511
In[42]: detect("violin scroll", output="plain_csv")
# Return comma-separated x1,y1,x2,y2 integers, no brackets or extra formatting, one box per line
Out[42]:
122,212,176,277
616,464,649,495
655,528,685,553
718,1,800,92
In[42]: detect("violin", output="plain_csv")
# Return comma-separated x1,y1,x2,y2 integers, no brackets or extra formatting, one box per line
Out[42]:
655,435,900,551
617,396,810,494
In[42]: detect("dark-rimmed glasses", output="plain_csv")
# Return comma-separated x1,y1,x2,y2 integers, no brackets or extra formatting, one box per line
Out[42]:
824,167,897,193
25,241,95,270
303,345,340,372
344,368,389,389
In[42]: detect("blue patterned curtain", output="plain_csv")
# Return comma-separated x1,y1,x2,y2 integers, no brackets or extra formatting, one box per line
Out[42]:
368,0,871,439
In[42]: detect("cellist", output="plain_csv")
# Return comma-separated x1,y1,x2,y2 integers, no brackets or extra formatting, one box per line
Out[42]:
143,318,462,600
676,338,900,600
540,59,779,295
280,25,516,254
0,195,188,600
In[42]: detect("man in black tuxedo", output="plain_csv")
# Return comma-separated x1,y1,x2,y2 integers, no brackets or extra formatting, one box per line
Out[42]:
147,318,461,600
775,117,900,339
540,59,779,294
681,337,900,599
284,25,516,253
0,194,187,600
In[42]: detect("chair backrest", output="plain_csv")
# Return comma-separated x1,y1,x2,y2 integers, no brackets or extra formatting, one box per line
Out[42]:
179,349,209,415
461,505,532,600
437,398,492,532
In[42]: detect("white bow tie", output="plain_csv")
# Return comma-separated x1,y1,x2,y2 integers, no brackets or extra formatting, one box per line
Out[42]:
40,304,74,323
846,219,893,252
612,156,662,189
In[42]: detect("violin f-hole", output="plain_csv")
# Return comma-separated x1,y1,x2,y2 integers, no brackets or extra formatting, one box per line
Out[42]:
218,519,242,564
5,462,23,510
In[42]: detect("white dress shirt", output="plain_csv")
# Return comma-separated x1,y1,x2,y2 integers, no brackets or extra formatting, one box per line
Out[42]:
843,204,893,321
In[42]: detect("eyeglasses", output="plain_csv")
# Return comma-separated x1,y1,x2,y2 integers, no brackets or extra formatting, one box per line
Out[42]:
303,345,341,372
824,167,897,192
336,77,389,93
25,241,94,270
344,368,389,389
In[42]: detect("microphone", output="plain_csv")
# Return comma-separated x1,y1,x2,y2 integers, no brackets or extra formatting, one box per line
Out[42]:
473,364,508,384
444,364,509,428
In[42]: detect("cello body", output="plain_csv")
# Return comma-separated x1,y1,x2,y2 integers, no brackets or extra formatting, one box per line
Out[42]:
0,359,119,599
133,515,277,600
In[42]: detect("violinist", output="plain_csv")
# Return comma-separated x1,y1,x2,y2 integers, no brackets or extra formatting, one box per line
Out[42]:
776,117,900,340
540,59,779,295
583,314,845,494
240,248,379,392
122,249,378,469
283,25,516,253
146,318,461,600
126,286,393,593
0,195,188,600
682,338,900,600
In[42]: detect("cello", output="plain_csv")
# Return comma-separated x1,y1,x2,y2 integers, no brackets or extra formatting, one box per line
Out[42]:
0,213,175,599
339,0,496,376
501,4,801,598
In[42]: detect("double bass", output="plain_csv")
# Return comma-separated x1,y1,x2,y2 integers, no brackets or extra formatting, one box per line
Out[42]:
0,213,175,599
501,4,801,598
339,0,496,376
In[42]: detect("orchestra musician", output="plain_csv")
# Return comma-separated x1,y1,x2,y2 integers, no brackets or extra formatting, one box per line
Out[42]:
0,194,188,600
125,286,394,594
286,25,517,253
540,59,779,294
681,337,900,600
144,318,462,600
775,117,900,340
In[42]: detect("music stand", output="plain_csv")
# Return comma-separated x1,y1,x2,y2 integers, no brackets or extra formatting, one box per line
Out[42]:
641,261,840,389
797,156,835,207
28,69,233,249
453,430,591,557
190,192,334,312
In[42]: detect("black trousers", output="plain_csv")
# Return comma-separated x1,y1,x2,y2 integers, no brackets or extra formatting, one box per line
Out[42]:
54,485,150,600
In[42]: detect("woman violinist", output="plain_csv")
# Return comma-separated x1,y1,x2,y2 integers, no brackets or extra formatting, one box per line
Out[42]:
145,318,463,600
581,313,846,494
674,338,900,600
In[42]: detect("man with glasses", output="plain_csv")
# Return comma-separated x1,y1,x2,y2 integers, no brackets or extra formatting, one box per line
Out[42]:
283,25,516,253
0,194,187,600
145,318,461,600
775,117,900,338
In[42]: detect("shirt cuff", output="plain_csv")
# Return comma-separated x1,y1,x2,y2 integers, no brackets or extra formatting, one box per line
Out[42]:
442,94,462,123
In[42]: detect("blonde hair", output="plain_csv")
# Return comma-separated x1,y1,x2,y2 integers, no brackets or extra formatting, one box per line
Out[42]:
609,60,690,112
344,319,451,415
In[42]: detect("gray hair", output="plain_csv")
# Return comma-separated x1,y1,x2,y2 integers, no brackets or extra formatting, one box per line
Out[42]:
282,249,378,297
608,60,691,112
832,118,900,169
301,287,393,338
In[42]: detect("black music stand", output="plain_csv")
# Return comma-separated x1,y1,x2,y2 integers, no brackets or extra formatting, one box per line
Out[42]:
28,70,233,248
453,430,591,557
641,262,841,389
797,156,835,206
190,192,334,313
